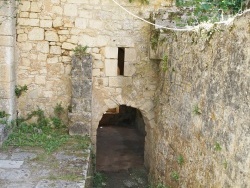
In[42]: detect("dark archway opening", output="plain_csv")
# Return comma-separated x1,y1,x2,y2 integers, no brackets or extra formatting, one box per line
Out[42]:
96,105,147,187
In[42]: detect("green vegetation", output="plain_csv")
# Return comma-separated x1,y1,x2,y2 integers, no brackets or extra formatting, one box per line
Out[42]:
2,123,69,153
93,172,107,188
0,111,9,119
150,29,160,51
15,85,28,98
214,142,222,151
193,104,202,115
73,45,88,57
54,102,64,117
2,106,90,153
170,171,179,181
176,0,243,25
162,54,168,72
177,154,184,165
48,174,82,181
129,0,149,4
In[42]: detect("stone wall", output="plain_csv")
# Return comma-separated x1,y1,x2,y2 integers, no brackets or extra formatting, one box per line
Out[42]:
15,0,166,168
2,0,248,186
15,0,166,121
149,11,250,187
0,0,16,119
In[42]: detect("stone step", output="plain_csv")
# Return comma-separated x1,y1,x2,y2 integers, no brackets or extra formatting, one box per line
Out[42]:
0,160,24,169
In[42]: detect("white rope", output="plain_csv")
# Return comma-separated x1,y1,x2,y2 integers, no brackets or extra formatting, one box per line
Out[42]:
111,0,196,31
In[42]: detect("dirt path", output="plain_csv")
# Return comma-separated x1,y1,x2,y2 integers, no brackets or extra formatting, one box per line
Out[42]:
96,125,148,188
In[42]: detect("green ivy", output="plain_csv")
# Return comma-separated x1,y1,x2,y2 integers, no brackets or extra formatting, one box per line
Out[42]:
15,85,28,98
176,0,244,25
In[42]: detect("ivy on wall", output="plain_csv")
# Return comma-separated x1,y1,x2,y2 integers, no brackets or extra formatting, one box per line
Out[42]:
176,0,244,24
128,0,245,25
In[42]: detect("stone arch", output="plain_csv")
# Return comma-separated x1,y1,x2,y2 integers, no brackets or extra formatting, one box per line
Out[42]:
91,91,155,169
91,99,154,142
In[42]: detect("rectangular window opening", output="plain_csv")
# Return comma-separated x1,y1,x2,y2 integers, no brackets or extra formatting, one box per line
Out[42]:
118,47,125,75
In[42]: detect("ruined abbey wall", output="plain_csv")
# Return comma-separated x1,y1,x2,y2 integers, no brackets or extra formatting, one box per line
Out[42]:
150,11,250,187
15,0,163,169
0,0,249,187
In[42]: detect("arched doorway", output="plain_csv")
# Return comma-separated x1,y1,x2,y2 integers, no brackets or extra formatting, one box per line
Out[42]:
95,105,148,187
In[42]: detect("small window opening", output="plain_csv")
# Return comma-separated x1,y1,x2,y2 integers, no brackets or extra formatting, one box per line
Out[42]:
118,47,125,75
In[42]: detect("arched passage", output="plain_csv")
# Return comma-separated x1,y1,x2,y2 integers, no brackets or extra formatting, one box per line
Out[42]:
95,105,148,187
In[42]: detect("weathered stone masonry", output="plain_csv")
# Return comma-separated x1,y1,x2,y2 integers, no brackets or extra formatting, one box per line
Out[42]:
0,0,249,187
0,0,16,119
150,11,250,187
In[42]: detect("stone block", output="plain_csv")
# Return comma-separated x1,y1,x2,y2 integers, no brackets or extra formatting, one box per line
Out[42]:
104,47,118,59
47,57,59,64
67,36,78,44
70,28,81,35
64,4,77,17
78,35,95,47
92,53,101,60
37,53,47,61
59,35,67,42
95,78,108,87
93,60,104,69
40,20,52,28
125,48,137,62
62,42,75,50
19,1,30,11
113,37,135,47
35,76,46,85
19,12,29,18
52,6,63,15
30,2,41,12
28,28,44,41
18,43,32,52
79,10,93,18
109,77,132,87
89,20,103,30
75,18,87,29
105,59,117,76
18,18,39,26
36,41,49,54
50,46,61,55
58,30,69,35
124,62,136,76
45,31,59,41
17,33,28,42
53,17,63,27
29,13,38,18
62,56,71,62
96,35,109,47
104,99,117,109
92,69,101,77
